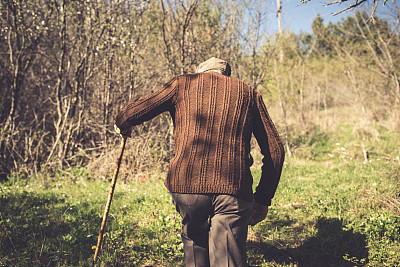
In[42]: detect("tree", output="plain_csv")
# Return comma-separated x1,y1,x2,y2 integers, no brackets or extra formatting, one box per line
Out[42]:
299,0,392,20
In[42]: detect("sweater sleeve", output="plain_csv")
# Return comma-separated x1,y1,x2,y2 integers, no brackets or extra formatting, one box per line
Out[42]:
252,92,285,206
115,77,178,130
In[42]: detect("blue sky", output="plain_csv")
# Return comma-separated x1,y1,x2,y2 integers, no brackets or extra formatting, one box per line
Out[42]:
267,0,355,34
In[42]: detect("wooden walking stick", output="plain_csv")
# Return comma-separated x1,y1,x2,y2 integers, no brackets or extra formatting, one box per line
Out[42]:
93,137,127,264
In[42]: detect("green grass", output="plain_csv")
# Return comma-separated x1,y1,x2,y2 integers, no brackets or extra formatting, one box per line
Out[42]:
0,174,183,266
247,159,399,266
1,125,399,266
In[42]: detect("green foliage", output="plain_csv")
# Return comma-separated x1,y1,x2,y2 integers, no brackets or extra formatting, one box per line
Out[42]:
288,126,335,160
359,213,400,241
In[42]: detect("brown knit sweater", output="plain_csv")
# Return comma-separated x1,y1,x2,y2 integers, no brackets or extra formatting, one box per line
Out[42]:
115,72,285,206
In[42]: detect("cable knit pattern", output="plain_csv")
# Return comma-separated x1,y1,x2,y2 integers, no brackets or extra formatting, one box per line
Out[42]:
115,72,285,205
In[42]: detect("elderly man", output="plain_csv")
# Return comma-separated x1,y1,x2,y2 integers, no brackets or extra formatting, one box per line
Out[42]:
115,57,285,267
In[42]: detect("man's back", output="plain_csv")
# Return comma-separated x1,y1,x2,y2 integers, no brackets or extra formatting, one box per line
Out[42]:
167,72,255,201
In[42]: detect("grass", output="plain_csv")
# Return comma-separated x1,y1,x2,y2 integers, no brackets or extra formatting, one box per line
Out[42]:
0,125,399,266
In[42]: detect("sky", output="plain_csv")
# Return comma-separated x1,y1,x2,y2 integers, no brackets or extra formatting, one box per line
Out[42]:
267,0,355,34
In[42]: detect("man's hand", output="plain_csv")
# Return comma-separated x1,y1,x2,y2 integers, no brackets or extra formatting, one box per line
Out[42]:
248,201,268,226
114,124,132,138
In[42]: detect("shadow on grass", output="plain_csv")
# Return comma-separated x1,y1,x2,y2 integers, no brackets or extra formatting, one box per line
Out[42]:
248,217,368,267
0,188,182,266
0,190,100,266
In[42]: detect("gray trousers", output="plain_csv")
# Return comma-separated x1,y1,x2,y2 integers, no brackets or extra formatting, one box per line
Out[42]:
170,193,252,267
